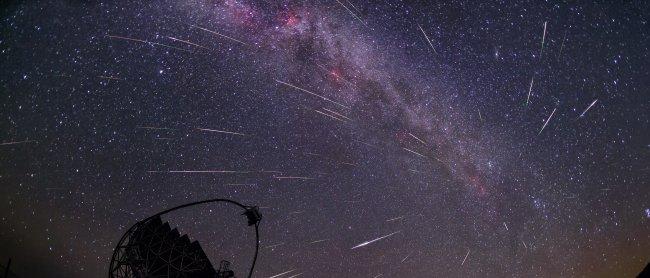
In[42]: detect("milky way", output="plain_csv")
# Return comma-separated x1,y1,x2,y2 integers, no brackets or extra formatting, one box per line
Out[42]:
1,1,648,277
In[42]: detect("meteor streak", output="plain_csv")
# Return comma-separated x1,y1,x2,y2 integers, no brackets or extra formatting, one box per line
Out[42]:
260,170,283,174
351,231,401,249
167,36,209,50
264,243,285,249
106,35,190,52
558,30,567,59
386,216,404,222
313,109,346,122
98,75,122,80
538,107,557,135
461,250,470,265
403,147,426,158
401,252,412,263
334,0,366,26
148,170,254,174
578,99,598,118
540,21,547,57
274,176,315,180
196,128,246,136
408,132,427,145
526,76,534,105
268,269,296,278
190,25,248,45
322,107,351,121
0,140,36,146
346,0,361,13
275,79,350,109
418,24,437,54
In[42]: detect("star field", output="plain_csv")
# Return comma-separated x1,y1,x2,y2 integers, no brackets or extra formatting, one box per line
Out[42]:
0,1,649,277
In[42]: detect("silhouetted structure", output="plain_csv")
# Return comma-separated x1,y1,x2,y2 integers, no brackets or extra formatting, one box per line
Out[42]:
109,198,261,278
638,263,650,278
1,258,18,278
109,216,217,277
216,260,235,278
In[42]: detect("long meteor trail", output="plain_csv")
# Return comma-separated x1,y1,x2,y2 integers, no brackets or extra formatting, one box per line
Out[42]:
267,269,296,278
275,79,350,109
322,107,351,121
418,24,437,54
106,35,190,52
461,250,470,265
167,36,209,50
334,0,366,26
386,216,404,222
196,128,246,136
351,231,401,249
264,243,285,249
274,176,315,180
0,140,36,146
98,75,122,80
409,132,428,145
538,107,557,135
148,170,254,174
190,25,248,45
401,252,412,263
526,76,534,105
313,109,347,122
540,21,547,57
403,147,426,158
578,99,598,118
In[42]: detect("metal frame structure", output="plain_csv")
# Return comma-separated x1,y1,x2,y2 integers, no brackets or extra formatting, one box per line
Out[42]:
109,199,261,278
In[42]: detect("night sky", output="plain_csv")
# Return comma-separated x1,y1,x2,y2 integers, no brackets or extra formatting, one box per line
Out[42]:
1,1,649,277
